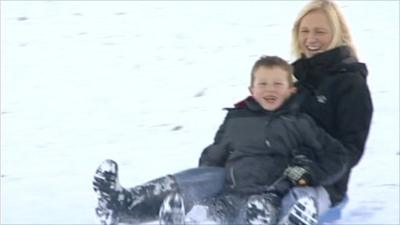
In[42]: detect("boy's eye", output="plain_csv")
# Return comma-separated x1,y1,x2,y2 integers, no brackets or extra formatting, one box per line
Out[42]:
274,82,283,86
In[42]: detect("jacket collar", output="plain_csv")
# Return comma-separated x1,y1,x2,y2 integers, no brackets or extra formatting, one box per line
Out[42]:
233,95,300,114
293,46,368,81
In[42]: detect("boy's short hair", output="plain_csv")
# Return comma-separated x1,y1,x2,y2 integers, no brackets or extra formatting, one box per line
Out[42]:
250,56,294,86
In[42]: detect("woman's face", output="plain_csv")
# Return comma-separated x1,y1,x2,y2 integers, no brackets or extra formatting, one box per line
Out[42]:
298,10,333,58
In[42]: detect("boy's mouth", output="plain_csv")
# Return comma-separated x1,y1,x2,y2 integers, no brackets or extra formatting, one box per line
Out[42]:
263,96,277,103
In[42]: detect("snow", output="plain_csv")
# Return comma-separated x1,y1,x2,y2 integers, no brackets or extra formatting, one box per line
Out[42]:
1,1,399,224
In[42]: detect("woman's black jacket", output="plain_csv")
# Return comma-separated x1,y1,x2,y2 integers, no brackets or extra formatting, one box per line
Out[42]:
293,46,373,204
199,96,348,195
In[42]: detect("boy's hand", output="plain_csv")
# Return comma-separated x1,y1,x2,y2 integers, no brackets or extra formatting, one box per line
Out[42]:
284,165,313,186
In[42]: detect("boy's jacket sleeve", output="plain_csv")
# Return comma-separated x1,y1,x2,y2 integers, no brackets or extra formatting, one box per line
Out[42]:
198,112,231,167
295,114,349,186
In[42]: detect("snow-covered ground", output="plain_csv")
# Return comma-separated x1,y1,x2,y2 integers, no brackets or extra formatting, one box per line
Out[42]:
1,1,399,224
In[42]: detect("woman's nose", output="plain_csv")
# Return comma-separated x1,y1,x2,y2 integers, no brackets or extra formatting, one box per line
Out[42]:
306,33,318,43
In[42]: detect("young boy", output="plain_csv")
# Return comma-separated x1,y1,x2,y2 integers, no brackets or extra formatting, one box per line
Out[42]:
93,56,347,225
165,55,347,225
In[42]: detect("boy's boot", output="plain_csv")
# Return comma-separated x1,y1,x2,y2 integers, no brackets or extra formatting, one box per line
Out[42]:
285,196,318,225
93,159,126,225
159,192,185,225
207,194,243,224
246,193,280,225
93,159,179,224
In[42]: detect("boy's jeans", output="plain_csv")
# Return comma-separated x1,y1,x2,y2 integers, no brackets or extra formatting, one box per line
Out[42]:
174,167,331,222
173,166,225,209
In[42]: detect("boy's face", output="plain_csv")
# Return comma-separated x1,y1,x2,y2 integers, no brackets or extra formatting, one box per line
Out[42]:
249,66,295,111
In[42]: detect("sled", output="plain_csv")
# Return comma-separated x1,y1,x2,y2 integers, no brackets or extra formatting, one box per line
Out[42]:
318,196,349,224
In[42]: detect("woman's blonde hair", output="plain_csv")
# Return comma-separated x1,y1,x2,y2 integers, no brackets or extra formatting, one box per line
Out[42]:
291,0,358,59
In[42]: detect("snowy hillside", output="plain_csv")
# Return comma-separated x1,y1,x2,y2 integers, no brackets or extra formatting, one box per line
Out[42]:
1,1,399,224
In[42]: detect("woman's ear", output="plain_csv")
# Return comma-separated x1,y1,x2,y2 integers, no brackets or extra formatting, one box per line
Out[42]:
290,86,298,93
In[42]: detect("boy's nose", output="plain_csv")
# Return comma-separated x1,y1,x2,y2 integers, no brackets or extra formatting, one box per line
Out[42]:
264,86,275,91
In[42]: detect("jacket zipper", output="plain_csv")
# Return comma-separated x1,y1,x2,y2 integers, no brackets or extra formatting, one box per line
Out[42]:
229,167,236,189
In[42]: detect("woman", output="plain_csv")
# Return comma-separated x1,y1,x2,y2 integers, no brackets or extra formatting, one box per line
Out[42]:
279,0,373,224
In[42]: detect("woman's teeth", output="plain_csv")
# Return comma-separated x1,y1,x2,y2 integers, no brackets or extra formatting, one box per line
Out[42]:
307,46,320,51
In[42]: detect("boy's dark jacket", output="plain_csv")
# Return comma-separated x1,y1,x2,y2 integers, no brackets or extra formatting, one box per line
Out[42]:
199,95,348,196
293,46,373,204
